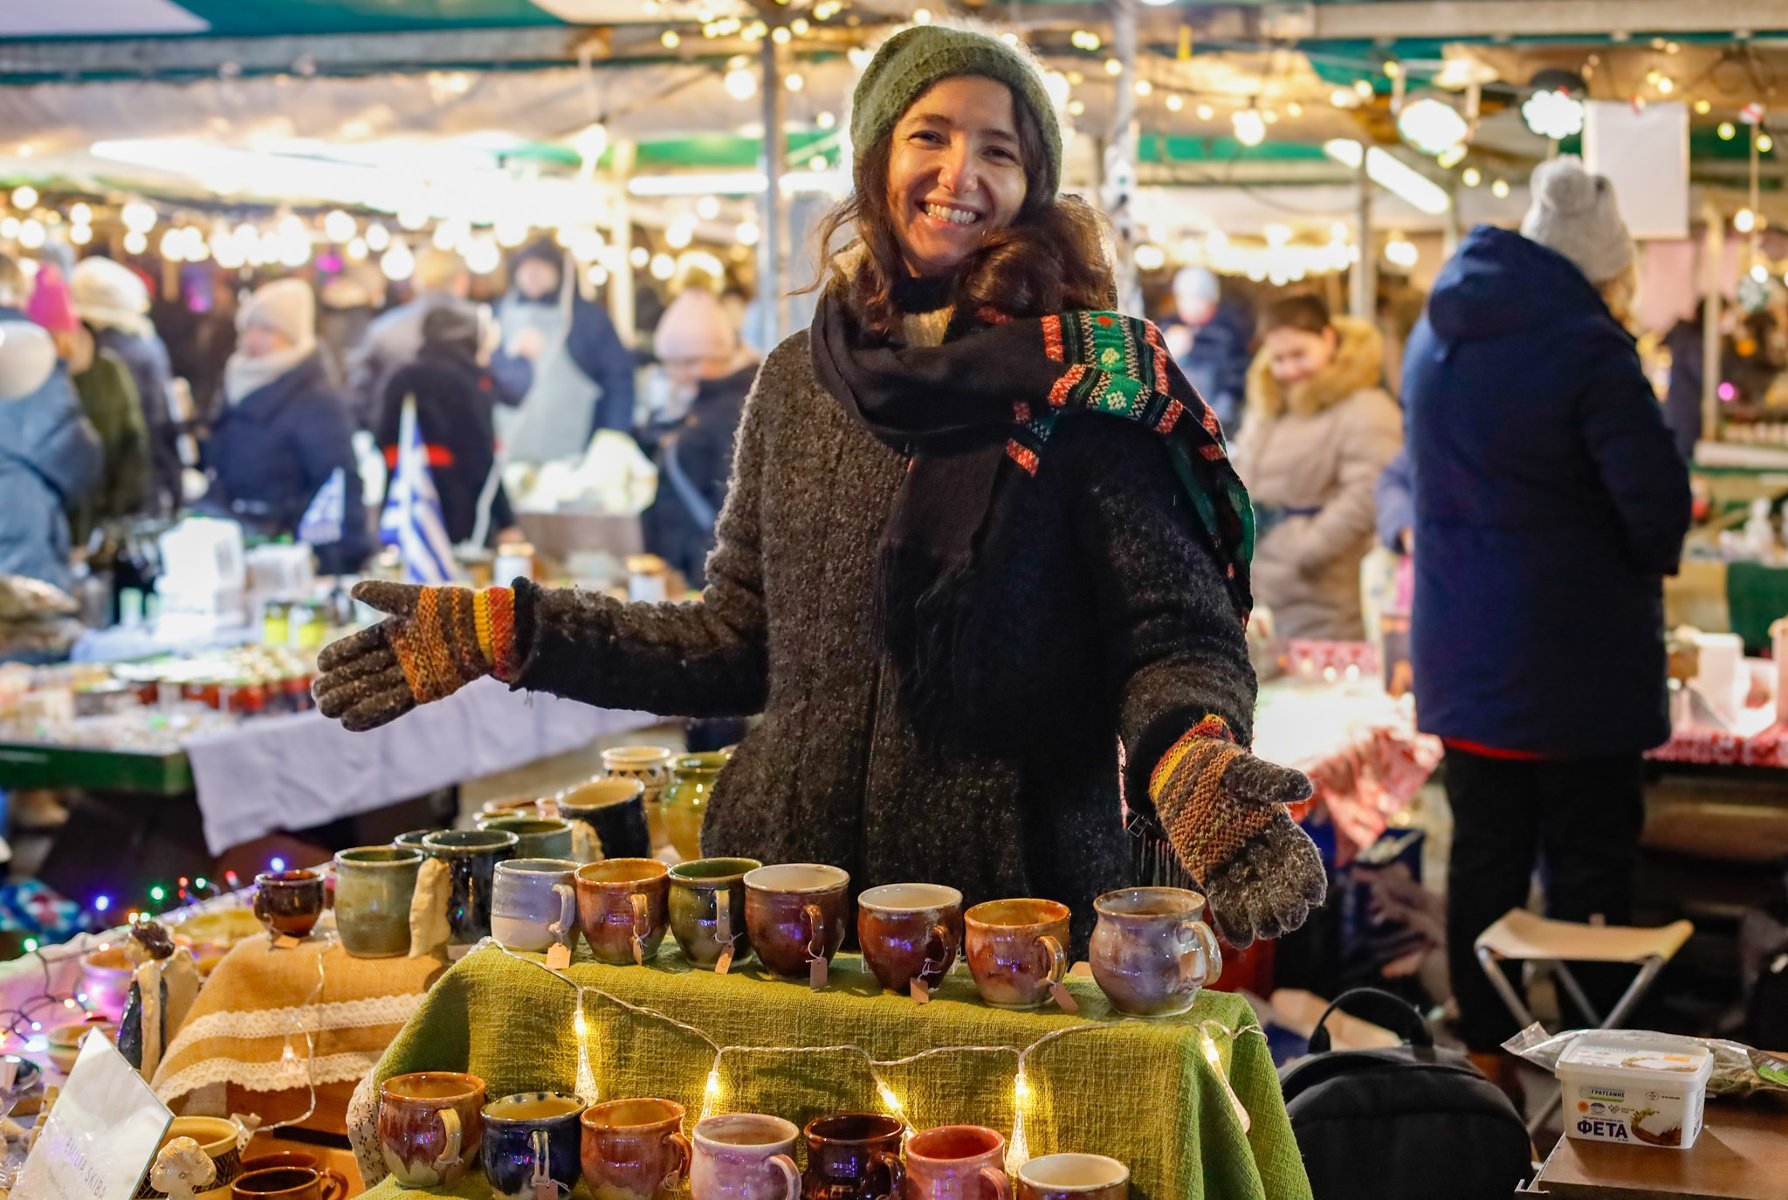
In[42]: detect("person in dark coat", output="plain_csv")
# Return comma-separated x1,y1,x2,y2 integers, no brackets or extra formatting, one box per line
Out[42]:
1375,448,1414,553
346,249,472,431
377,304,516,546
312,27,1326,952
1402,157,1691,1080
200,279,370,574
640,289,756,588
1162,266,1253,435
1662,312,1704,462
71,256,182,514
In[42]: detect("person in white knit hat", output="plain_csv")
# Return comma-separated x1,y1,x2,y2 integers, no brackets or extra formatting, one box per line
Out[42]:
71,255,180,515
1400,155,1690,1096
199,278,369,572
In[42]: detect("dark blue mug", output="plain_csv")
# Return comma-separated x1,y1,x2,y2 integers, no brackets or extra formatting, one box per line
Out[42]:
482,1091,584,1200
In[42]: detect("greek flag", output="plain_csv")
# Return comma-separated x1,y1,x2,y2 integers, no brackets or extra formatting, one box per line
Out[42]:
296,467,345,547
380,395,459,584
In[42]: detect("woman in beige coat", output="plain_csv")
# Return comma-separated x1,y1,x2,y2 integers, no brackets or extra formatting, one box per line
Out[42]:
1233,294,1403,641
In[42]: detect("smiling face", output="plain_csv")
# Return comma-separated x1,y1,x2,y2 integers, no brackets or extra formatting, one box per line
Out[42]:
884,76,1029,278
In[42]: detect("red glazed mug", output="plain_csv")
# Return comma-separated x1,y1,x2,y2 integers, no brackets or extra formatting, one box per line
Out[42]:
964,899,1072,1010
581,1097,692,1200
856,884,962,997
743,864,850,984
576,858,671,965
906,1125,1011,1200
377,1071,486,1189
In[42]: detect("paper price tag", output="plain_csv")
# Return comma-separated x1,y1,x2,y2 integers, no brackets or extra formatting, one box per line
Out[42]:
545,943,573,971
809,956,829,990
1050,982,1079,1014
909,979,932,1005
715,946,735,975
274,935,302,950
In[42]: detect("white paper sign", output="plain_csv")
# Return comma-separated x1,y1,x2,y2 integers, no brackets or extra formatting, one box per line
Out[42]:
15,1033,173,1199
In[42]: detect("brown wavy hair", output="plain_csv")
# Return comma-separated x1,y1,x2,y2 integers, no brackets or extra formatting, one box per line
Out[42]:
804,81,1116,334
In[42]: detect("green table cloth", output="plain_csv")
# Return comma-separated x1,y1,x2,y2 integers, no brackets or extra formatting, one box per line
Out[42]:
355,942,1310,1200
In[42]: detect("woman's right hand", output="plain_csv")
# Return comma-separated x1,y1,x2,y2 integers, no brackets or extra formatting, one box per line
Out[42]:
313,581,518,731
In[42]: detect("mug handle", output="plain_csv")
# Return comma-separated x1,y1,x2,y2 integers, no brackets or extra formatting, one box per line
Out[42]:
1184,919,1223,988
803,902,829,989
771,1152,802,1200
661,1131,693,1193
550,882,576,944
1039,934,1077,1014
873,1150,906,1200
630,892,651,965
980,1166,1012,1200
318,1168,350,1200
432,1106,464,1171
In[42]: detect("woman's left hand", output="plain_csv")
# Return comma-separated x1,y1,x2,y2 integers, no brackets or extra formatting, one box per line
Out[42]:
1201,807,1328,948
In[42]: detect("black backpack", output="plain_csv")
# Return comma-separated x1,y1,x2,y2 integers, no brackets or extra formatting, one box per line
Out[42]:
1279,988,1533,1200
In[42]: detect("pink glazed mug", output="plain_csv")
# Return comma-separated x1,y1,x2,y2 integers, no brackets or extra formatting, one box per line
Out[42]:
905,1126,1012,1200
691,1114,802,1200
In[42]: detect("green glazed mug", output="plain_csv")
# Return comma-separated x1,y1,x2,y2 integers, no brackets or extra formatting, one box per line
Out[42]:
668,857,761,970
476,815,576,861
333,846,424,958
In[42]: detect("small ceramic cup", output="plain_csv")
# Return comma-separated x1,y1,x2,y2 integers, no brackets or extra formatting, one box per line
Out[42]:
332,846,423,958
240,1151,325,1176
492,858,580,953
378,1070,487,1189
742,863,850,982
692,1114,801,1200
668,857,761,970
905,1126,1011,1200
1015,1155,1129,1200
801,1112,906,1200
252,870,327,939
137,1116,245,1198
393,829,439,852
581,1098,692,1200
602,744,675,848
559,777,654,861
964,899,1072,1010
230,1166,347,1200
477,815,577,861
483,1091,586,1200
1088,887,1222,1018
576,858,671,965
421,829,521,946
857,883,964,996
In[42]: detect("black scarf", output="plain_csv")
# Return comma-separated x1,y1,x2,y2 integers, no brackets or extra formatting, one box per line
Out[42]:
811,285,1255,728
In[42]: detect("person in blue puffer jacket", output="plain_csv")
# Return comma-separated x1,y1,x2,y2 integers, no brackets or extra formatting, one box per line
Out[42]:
1402,157,1690,1083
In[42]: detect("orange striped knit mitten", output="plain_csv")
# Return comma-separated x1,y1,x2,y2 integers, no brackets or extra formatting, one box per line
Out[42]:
1149,715,1327,947
313,581,519,732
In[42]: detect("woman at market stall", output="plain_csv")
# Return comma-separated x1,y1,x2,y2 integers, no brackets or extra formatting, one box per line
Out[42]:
1232,294,1403,642
313,25,1326,949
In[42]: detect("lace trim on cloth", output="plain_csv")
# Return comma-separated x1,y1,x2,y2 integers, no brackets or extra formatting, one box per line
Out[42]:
172,994,423,1045
154,1051,386,1105
347,1071,386,1187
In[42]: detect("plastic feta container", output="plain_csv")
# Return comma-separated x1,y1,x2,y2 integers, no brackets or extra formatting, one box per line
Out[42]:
1557,1032,1713,1150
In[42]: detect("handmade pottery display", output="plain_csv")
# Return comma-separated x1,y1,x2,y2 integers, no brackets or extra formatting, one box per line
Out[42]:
581,1098,691,1200
663,753,728,861
801,1113,905,1200
252,870,327,939
668,857,760,970
492,858,580,953
332,846,424,958
559,777,653,861
742,864,850,981
602,744,675,848
963,899,1071,1010
1015,1155,1129,1200
136,1116,245,1199
476,815,576,861
483,1091,585,1200
576,858,671,965
905,1125,1011,1200
420,829,520,946
856,884,963,996
378,1070,487,1189
1088,887,1221,1017
691,1114,801,1200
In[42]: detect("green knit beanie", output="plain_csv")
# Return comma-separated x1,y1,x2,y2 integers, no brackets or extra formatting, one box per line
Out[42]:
850,25,1063,201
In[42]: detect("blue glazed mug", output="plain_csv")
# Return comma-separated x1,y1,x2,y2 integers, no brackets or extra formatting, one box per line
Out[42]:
483,1091,585,1200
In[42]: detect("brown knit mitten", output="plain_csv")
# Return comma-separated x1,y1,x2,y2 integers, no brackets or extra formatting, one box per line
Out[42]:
1149,715,1327,947
313,581,519,732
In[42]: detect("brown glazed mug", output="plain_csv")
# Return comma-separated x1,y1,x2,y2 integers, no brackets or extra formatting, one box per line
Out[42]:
906,1126,1011,1200
801,1113,906,1200
378,1070,487,1189
252,870,327,939
230,1166,347,1200
581,1097,692,1200
743,863,850,982
1088,887,1222,1017
576,858,671,965
692,1114,802,1200
856,883,963,996
964,899,1072,1010
1015,1155,1129,1200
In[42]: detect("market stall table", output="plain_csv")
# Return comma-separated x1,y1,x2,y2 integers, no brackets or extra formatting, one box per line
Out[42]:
348,943,1311,1200
1527,1095,1788,1199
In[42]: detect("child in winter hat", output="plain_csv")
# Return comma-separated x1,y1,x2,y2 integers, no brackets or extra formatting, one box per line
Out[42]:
70,257,154,337
1520,155,1635,285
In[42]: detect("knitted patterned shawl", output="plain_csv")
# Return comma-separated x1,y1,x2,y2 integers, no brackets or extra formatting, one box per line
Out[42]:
811,288,1255,726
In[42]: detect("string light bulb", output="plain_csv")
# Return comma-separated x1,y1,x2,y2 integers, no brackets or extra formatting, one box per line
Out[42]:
1462,166,1483,188
1491,178,1511,199
1695,99,1712,115
1232,107,1267,147
1735,208,1757,234
662,31,680,49
875,1079,903,1116
11,185,38,210
1758,134,1775,154
1165,94,1184,113
1719,122,1737,141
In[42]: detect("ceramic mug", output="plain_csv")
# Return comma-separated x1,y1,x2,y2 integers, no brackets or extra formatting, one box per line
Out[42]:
477,815,577,861
801,1113,905,1200
857,884,963,996
576,858,671,965
394,828,440,851
379,1070,487,1189
1015,1155,1129,1200
483,1091,585,1200
252,870,327,939
906,1126,1011,1200
421,829,520,945
1088,887,1222,1018
691,1114,801,1200
492,858,580,953
602,744,675,848
668,857,761,970
136,1116,245,1198
240,1151,326,1176
559,776,653,860
742,863,850,981
964,899,1072,1010
333,846,423,958
230,1166,347,1200
663,752,727,862
581,1098,692,1200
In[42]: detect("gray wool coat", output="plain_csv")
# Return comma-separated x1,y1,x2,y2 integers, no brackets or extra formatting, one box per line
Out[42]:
507,329,1257,946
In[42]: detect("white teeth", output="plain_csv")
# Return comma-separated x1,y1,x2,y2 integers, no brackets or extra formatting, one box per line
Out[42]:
924,203,980,226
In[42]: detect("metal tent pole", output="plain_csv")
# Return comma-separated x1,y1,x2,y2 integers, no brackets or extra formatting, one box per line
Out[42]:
759,38,788,346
